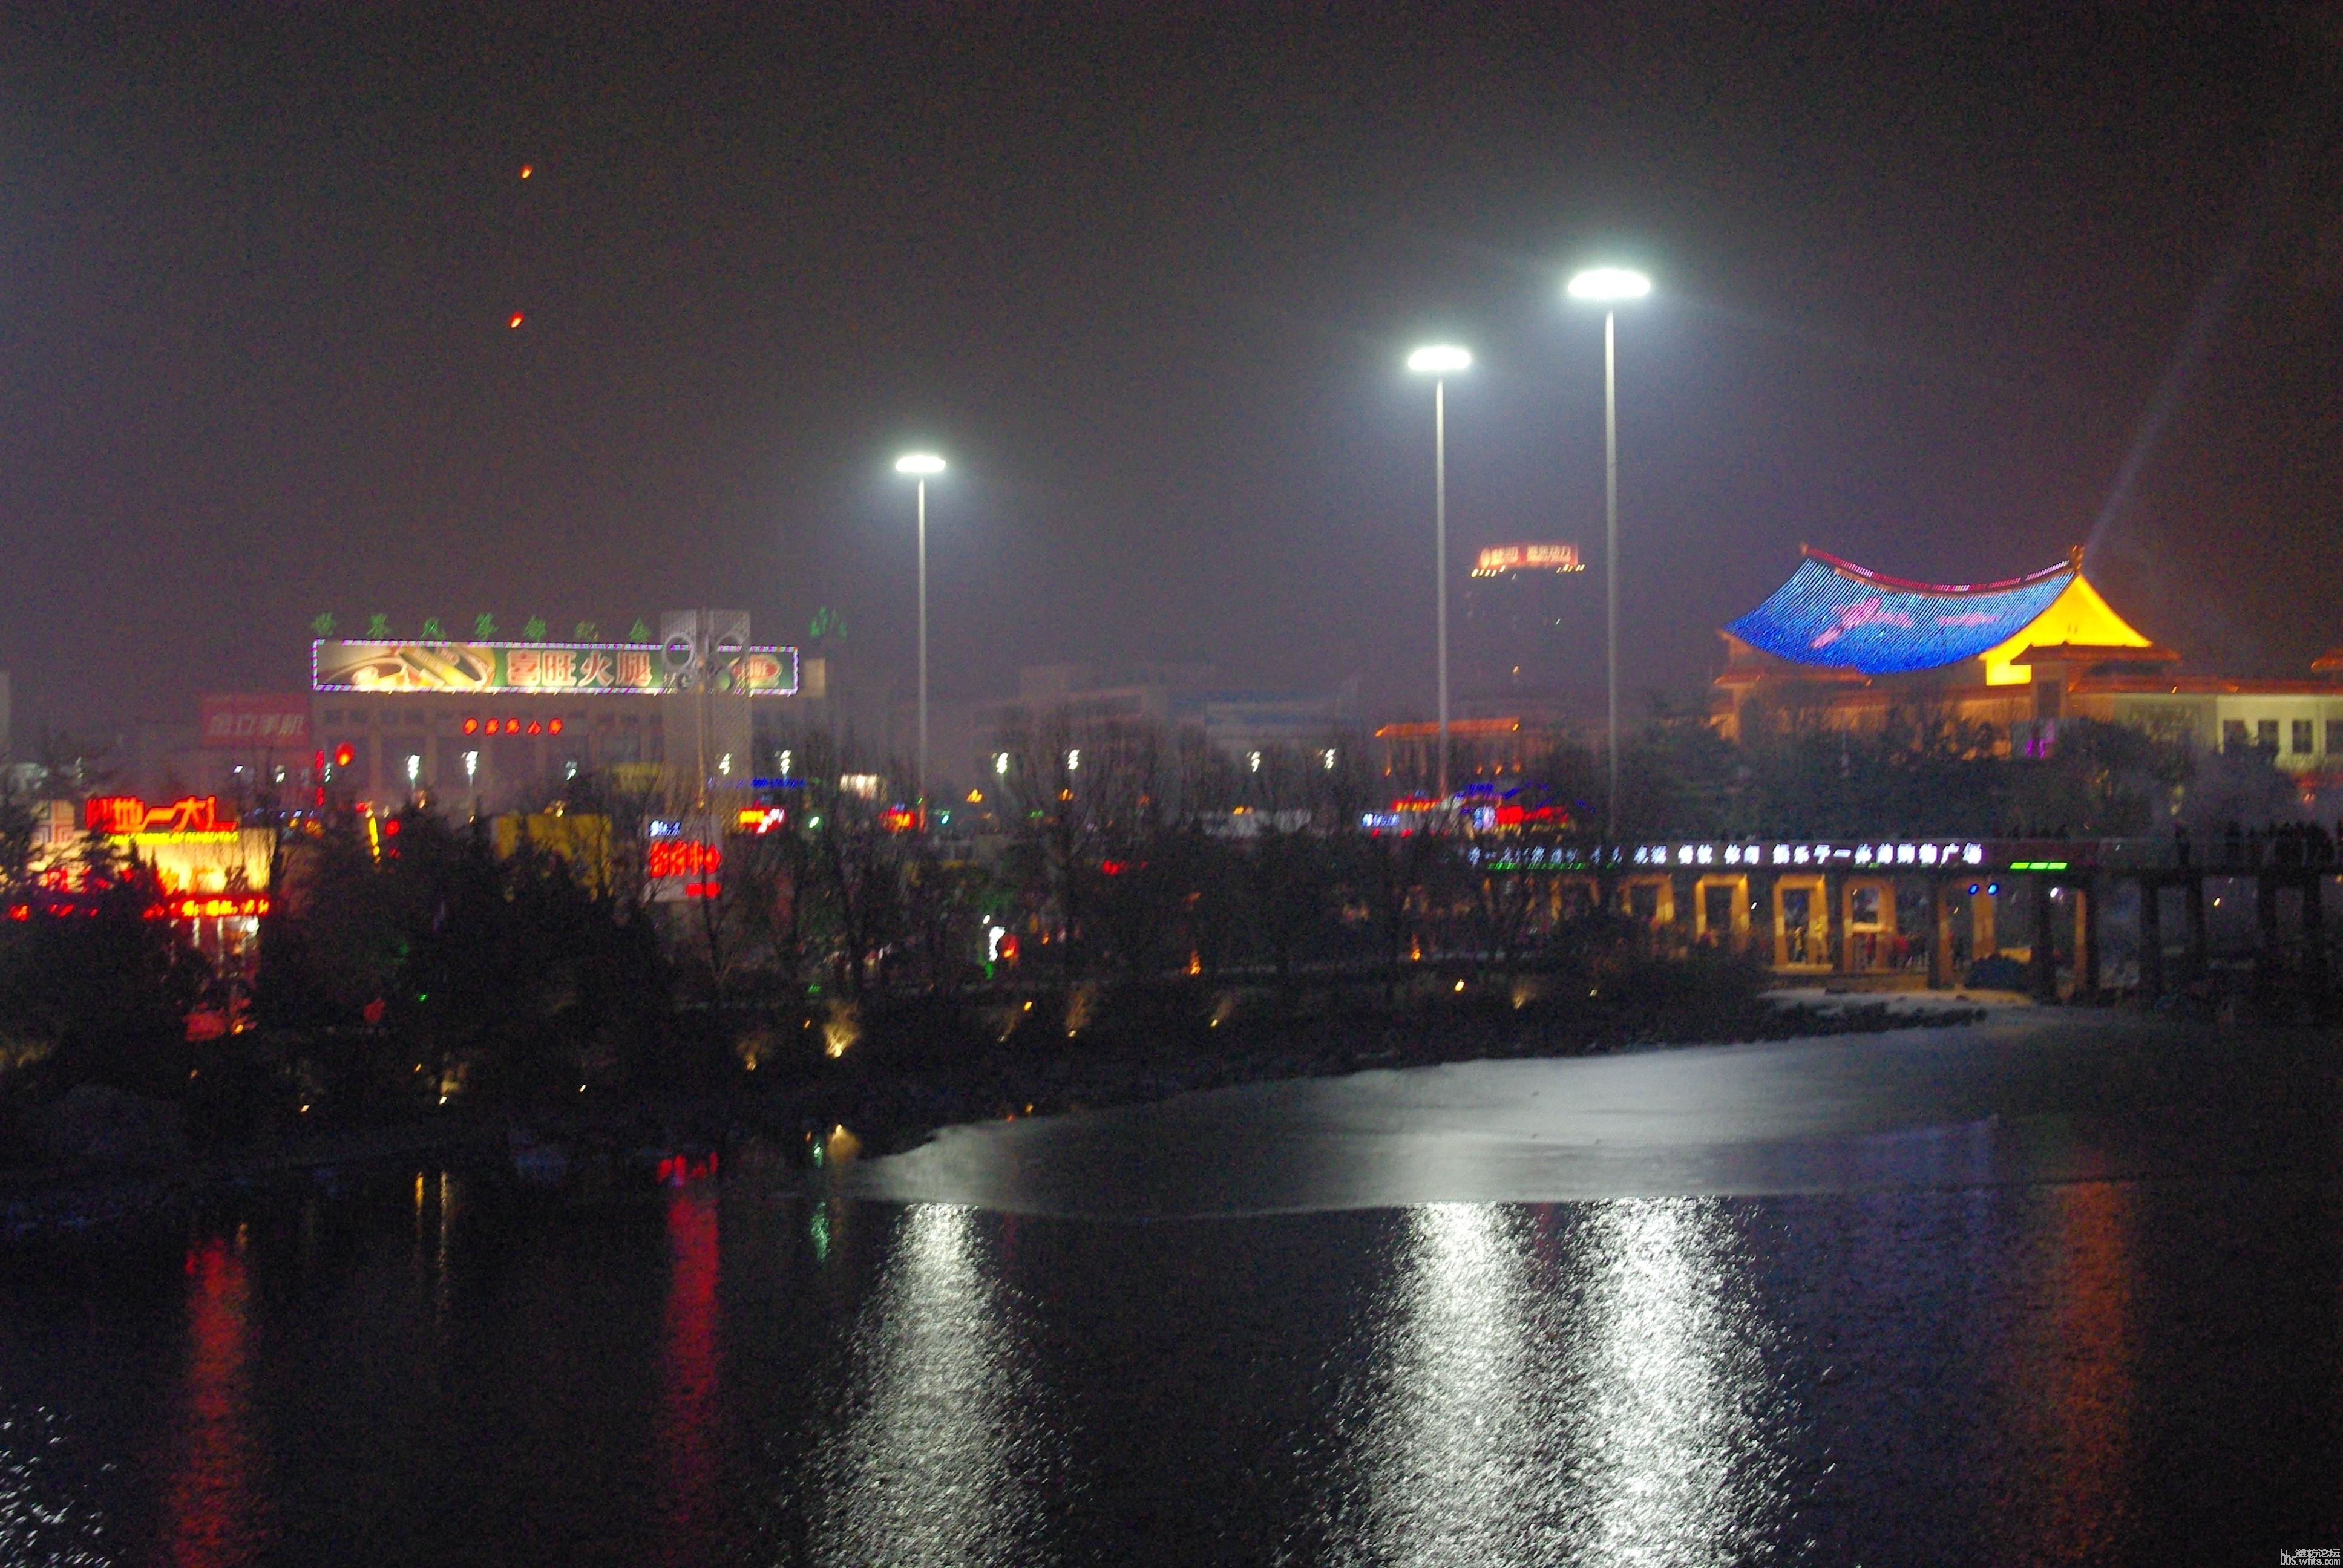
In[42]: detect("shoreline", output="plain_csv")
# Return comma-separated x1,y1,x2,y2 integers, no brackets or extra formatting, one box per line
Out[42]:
0,981,2007,1239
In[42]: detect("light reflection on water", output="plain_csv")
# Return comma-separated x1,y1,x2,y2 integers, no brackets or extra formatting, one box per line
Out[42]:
0,1398,110,1567
656,1190,723,1563
811,1203,1058,1567
1320,1198,1793,1567
1574,1200,1792,1567
162,1234,270,1567
0,1151,2322,1564
2013,1182,2140,1561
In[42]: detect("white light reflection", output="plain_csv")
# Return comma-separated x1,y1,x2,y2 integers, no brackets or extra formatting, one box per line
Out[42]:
813,1204,1052,1567
1333,1201,1539,1564
0,1397,110,1566
1325,1198,1792,1566
1576,1198,1791,1566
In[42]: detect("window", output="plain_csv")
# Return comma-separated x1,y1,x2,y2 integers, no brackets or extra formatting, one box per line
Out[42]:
2222,719,2248,752
2256,720,2279,751
2331,719,2343,756
2293,719,2315,756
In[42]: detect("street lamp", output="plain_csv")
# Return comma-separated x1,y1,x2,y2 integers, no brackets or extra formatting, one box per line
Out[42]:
1565,267,1650,844
1406,344,1470,802
894,452,946,826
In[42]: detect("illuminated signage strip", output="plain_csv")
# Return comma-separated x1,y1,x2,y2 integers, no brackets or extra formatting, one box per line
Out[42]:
313,639,800,696
1446,838,2105,874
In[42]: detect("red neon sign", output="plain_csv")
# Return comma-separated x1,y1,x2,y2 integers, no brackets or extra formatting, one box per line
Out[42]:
84,796,234,835
646,841,722,880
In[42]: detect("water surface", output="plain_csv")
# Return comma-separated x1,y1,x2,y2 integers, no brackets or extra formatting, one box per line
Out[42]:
1,1017,2336,1565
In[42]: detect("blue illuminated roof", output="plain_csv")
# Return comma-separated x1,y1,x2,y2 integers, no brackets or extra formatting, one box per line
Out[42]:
1724,549,2073,675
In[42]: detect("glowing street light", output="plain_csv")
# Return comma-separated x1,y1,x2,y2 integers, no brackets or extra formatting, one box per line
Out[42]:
1406,345,1470,800
1566,267,1652,302
894,453,946,826
1565,267,1651,843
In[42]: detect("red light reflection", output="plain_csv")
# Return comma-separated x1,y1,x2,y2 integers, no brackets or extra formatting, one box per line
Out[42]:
163,1238,271,1565
655,1191,720,1561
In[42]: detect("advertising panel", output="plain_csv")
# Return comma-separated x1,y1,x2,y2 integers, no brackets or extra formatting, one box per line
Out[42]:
313,641,798,696
201,693,312,748
1472,543,1584,575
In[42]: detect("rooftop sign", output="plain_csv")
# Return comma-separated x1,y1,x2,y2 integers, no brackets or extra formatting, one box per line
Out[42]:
313,639,798,696
1473,543,1584,575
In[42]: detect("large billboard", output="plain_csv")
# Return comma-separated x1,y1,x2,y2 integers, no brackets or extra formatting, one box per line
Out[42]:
313,640,798,696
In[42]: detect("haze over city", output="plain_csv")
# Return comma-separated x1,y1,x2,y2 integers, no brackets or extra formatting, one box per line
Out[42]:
6,5,2341,735
3,11,2342,1564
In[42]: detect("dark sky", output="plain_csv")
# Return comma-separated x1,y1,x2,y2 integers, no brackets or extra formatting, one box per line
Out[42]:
4,4,2341,739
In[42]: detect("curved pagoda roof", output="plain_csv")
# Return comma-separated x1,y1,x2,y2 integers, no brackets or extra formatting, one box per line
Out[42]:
1722,546,2103,676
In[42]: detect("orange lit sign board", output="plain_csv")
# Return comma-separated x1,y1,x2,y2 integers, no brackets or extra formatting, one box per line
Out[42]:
1473,543,1584,574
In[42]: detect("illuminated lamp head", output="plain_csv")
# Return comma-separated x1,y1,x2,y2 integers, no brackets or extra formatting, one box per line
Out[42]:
1565,266,1653,302
1406,344,1471,374
333,743,355,768
894,452,946,475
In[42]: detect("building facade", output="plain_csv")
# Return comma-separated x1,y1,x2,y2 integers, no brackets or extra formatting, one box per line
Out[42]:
1712,545,2343,786
1461,541,1586,692
309,612,813,813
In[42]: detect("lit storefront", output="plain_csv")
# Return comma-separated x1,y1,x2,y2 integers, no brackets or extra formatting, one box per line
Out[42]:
15,795,275,970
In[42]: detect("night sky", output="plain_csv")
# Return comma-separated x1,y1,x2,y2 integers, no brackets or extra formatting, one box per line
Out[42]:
4,5,2340,740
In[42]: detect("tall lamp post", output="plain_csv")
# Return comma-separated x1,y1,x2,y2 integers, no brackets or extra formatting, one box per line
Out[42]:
1406,345,1470,803
1565,267,1651,844
894,452,946,828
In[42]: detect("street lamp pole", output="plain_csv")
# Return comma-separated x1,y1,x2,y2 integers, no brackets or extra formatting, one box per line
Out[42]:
1604,307,1618,844
1566,268,1650,845
916,476,928,823
1407,345,1470,803
895,453,947,828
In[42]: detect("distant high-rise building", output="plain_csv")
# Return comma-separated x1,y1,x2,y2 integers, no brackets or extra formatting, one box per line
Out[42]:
1462,543,1587,691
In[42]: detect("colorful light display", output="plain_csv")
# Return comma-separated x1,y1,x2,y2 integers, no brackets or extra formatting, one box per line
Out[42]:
314,639,799,696
1724,549,2074,675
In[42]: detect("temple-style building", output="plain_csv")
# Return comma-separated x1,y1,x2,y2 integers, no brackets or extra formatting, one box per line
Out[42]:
1712,544,2343,781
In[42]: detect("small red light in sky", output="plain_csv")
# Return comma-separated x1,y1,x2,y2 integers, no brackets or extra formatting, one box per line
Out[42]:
508,312,525,329
519,164,533,180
